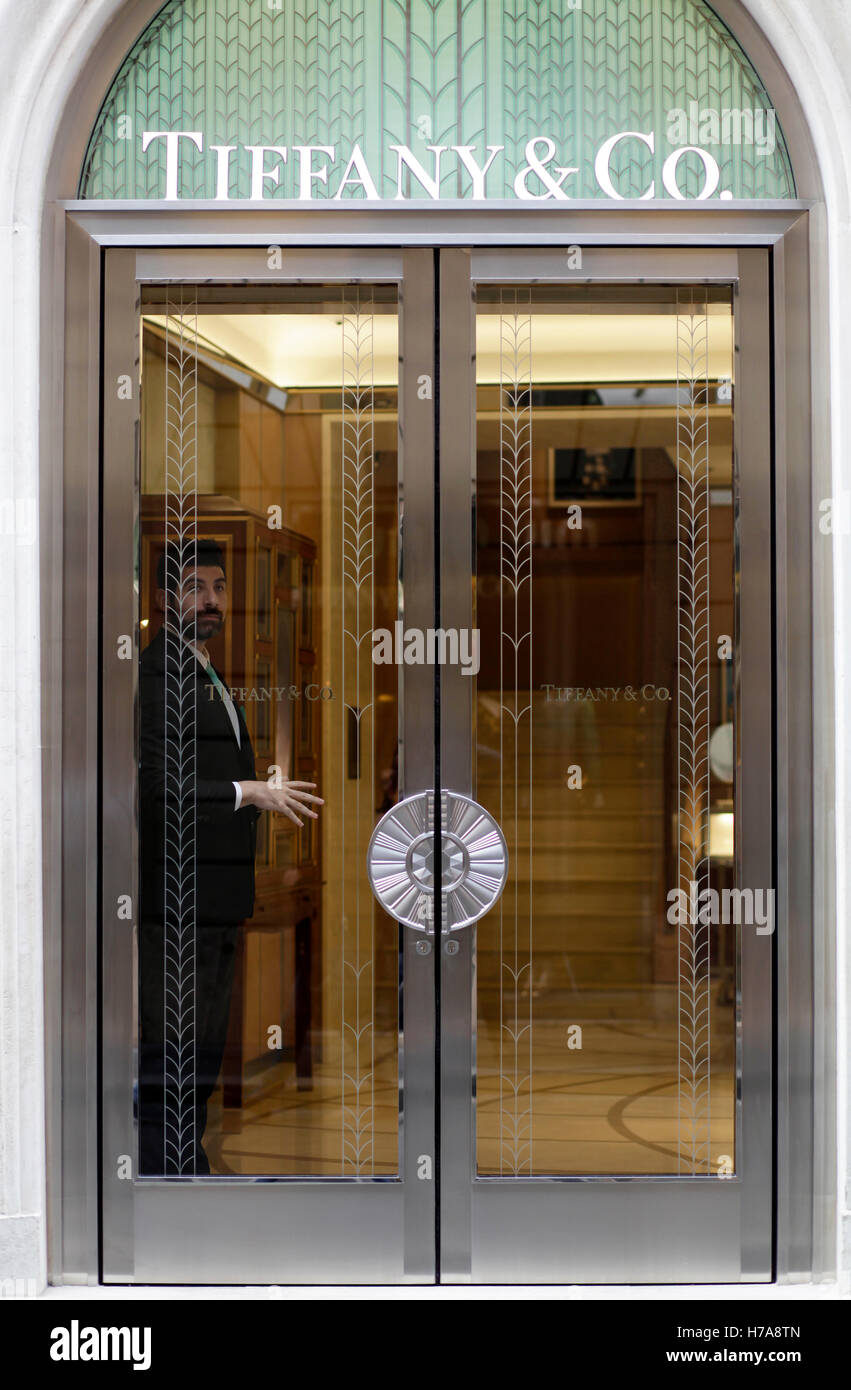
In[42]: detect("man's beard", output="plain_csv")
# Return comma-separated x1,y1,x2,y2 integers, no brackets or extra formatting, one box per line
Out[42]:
181,610,223,641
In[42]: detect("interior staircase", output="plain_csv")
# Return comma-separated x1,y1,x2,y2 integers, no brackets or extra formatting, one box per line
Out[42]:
475,690,672,1019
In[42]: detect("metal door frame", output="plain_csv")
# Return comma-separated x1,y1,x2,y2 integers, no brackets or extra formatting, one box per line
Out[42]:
57,204,818,1284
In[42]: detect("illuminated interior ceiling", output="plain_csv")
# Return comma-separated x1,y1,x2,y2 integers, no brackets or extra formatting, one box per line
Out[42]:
145,309,732,390
480,310,733,385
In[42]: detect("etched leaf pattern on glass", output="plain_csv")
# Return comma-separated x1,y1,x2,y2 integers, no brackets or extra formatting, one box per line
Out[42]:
675,291,712,1175
497,292,534,1176
162,292,199,1175
340,289,377,1174
79,0,795,201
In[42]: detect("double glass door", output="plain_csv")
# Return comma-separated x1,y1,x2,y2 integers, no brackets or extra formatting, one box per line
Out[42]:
101,244,772,1283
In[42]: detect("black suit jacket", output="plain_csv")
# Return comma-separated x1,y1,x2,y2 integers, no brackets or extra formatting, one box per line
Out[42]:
139,626,261,924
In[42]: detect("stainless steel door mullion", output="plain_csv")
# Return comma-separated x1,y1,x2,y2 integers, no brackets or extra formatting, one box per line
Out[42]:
438,250,477,1280
734,249,774,1277
398,249,438,1277
101,248,140,1279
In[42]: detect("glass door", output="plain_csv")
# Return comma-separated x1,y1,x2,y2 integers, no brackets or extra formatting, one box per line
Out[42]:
101,248,438,1282
436,248,773,1282
101,243,772,1285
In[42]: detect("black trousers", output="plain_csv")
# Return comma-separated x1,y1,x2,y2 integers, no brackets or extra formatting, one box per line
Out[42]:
139,919,239,1176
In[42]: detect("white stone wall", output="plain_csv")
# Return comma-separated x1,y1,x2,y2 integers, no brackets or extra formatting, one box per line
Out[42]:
0,0,848,1289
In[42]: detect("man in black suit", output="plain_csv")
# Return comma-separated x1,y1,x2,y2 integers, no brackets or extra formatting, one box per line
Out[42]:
139,538,322,1175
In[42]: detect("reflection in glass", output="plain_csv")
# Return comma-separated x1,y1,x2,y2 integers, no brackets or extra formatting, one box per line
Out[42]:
474,286,736,1176
138,287,400,1175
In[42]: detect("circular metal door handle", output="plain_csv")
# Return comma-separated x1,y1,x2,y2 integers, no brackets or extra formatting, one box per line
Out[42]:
367,791,508,933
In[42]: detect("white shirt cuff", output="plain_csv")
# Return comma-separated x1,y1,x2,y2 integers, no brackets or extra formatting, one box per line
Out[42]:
232,781,242,811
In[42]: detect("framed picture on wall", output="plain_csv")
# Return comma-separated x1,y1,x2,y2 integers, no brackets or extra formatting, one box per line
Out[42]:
547,446,641,507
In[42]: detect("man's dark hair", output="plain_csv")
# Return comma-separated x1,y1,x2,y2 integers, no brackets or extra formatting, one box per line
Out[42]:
156,538,226,591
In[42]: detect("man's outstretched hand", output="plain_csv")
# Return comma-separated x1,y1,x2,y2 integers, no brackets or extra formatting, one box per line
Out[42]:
238,780,324,827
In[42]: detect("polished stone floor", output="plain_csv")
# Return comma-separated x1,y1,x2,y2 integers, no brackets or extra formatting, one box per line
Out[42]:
206,989,735,1178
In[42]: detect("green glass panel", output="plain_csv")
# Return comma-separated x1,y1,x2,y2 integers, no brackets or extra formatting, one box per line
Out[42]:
79,0,795,201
